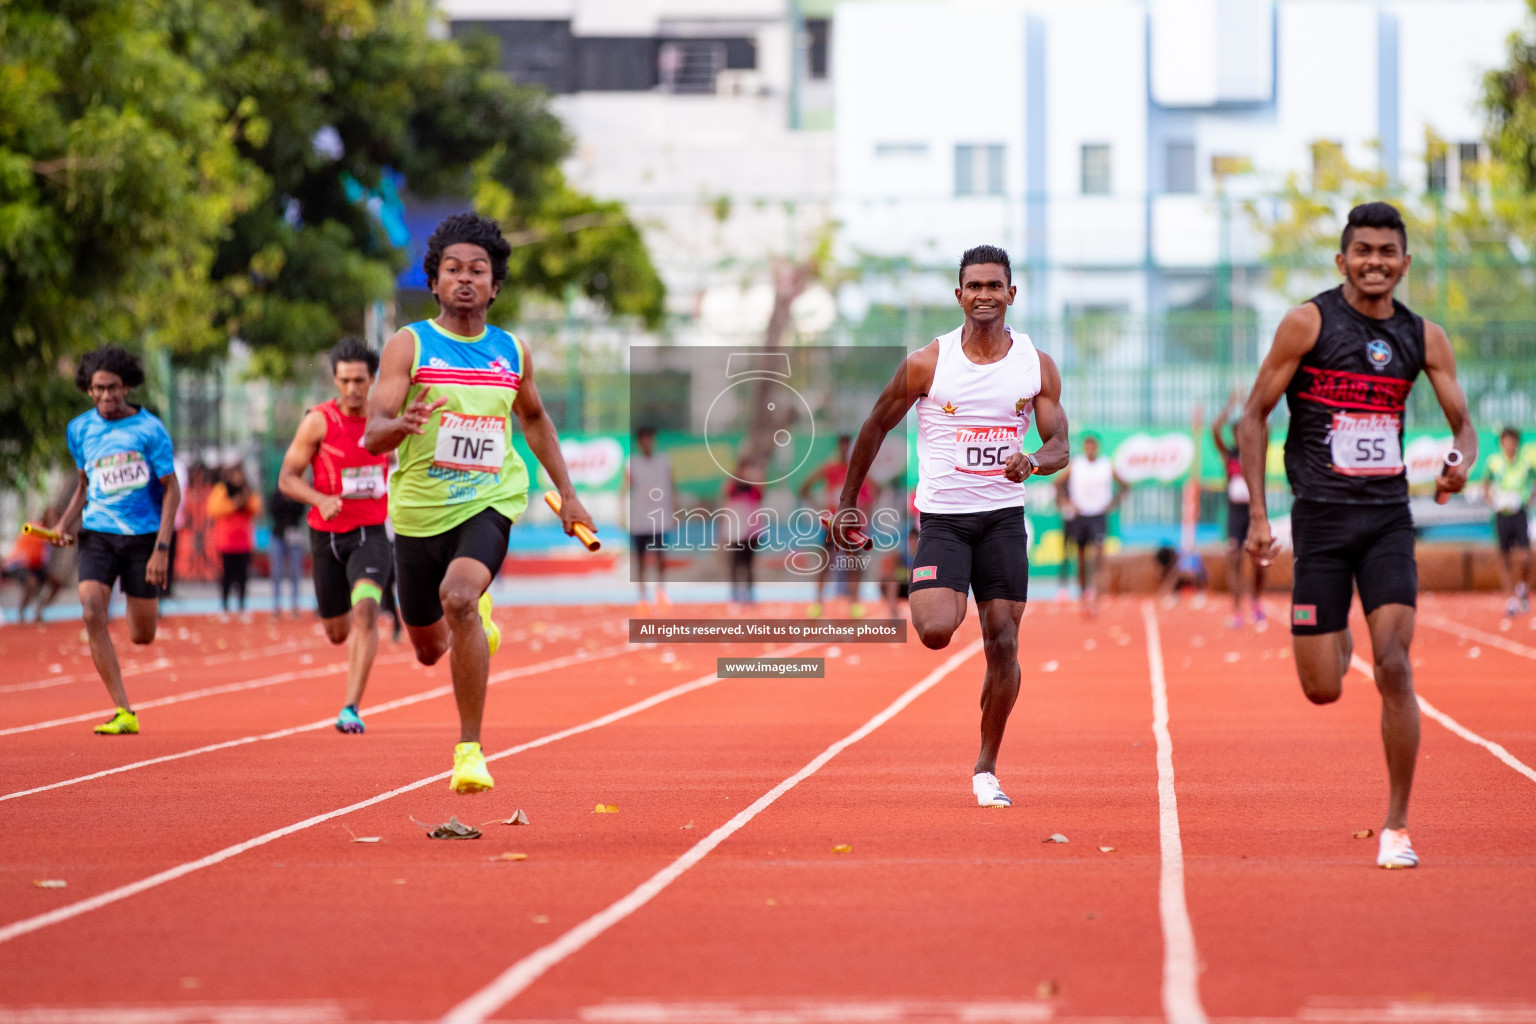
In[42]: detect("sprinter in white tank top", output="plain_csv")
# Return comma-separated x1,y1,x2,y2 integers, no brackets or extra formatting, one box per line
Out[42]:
825,245,1071,810
1054,433,1126,617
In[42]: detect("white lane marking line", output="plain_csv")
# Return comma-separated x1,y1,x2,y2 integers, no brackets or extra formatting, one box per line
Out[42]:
1299,1002,1536,1023
0,655,413,738
439,637,986,1024
1349,655,1536,784
576,1001,1054,1024
0,645,815,947
1140,601,1209,1024
0,639,320,695
1418,612,1536,662
0,645,632,803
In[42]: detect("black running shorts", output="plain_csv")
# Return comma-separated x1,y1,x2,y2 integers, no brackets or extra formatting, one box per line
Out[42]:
1495,509,1531,553
77,530,160,599
1065,513,1108,547
1227,501,1251,545
310,523,393,620
1289,499,1416,635
393,507,512,628
909,506,1029,603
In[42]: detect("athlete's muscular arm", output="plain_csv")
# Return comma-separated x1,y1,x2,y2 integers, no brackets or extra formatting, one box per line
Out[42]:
49,472,89,547
830,344,936,546
1239,303,1320,567
513,348,596,539
146,471,180,588
279,411,342,521
1422,320,1477,500
1016,351,1069,480
364,329,447,455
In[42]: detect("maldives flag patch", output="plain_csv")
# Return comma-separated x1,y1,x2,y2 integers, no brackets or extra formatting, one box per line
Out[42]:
1292,604,1317,625
913,565,938,582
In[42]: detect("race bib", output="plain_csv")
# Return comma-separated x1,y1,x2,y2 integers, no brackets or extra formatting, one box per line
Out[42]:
1329,411,1403,477
94,451,151,494
954,426,1020,477
340,464,386,499
433,412,506,475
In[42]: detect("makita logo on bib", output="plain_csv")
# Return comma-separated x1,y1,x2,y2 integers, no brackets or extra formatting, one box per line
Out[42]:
1329,411,1399,435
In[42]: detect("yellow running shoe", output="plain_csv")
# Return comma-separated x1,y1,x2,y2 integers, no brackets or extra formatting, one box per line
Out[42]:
450,741,495,793
93,708,139,735
479,591,500,658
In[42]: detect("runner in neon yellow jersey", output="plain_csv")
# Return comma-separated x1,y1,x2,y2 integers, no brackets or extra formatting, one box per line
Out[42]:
365,213,595,793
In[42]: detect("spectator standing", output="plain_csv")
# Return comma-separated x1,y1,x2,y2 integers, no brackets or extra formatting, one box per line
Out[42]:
208,464,261,616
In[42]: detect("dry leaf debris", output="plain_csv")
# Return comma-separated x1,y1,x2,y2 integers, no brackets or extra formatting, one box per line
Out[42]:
1043,834,1069,844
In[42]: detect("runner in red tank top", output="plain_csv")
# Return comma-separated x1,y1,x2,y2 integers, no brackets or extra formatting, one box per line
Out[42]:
278,337,394,734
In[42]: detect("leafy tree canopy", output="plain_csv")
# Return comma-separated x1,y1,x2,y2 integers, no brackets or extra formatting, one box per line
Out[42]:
0,0,663,486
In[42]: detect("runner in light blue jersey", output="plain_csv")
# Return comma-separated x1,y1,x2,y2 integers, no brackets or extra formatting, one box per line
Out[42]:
53,347,181,735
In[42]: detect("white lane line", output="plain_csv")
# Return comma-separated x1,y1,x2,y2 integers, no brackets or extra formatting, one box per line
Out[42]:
0,639,320,695
1140,602,1209,1024
0,1002,345,1023
1349,655,1536,784
0,644,815,947
0,655,416,738
1418,612,1536,661
438,637,985,1024
0,645,632,803
575,1000,1055,1024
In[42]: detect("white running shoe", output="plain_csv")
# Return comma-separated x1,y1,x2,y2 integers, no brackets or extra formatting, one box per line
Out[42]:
972,772,1012,808
1377,827,1419,869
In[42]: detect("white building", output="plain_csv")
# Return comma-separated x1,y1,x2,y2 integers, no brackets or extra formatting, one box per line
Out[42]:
834,0,1525,329
441,0,840,334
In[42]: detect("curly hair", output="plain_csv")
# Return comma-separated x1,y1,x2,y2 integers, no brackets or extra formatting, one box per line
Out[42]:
328,335,379,375
74,345,145,393
423,213,512,291
959,244,1012,285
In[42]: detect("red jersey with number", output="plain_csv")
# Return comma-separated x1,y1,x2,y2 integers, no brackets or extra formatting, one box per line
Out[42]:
307,400,390,532
1283,287,1424,505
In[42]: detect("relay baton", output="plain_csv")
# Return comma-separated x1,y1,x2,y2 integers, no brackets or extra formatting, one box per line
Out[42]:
820,512,874,551
1433,448,1465,506
21,523,62,543
543,491,601,551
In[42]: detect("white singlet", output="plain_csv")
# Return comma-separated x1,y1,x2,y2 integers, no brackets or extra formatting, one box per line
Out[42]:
1067,455,1115,516
915,324,1042,514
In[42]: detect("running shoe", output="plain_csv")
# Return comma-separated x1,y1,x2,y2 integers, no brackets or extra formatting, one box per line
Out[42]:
1252,606,1269,631
806,603,823,618
849,602,865,618
335,705,365,734
479,591,501,658
1518,582,1530,615
1506,597,1520,619
1377,827,1419,869
972,771,1011,808
93,707,138,735
450,741,495,793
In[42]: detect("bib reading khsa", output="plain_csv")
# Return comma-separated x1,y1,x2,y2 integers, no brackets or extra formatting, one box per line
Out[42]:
953,426,1020,477
1329,411,1403,477
95,452,151,494
434,412,506,476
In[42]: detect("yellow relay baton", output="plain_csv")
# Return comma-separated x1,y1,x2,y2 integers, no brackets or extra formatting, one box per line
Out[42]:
543,491,601,552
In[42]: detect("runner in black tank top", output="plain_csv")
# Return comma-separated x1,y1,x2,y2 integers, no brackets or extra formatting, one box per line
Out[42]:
1235,202,1478,869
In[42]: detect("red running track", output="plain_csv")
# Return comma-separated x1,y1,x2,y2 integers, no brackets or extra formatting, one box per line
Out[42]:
0,594,1533,1024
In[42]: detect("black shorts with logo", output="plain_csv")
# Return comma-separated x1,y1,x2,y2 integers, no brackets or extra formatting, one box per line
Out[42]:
393,507,512,628
78,530,161,599
310,523,393,620
909,506,1029,603
1290,499,1416,635
1495,509,1531,553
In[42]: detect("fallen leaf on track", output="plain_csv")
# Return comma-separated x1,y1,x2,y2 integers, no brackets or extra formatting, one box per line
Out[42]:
487,809,529,826
831,844,852,854
1353,829,1375,839
1040,660,1059,672
680,820,694,829
424,816,481,840
1036,979,1059,999
33,879,66,889
1098,846,1115,853
492,852,528,861
530,914,549,924
1043,834,1069,844
593,803,619,814
352,837,381,844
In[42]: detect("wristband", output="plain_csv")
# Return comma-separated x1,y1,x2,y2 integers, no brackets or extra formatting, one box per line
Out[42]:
155,542,170,552
1025,452,1040,475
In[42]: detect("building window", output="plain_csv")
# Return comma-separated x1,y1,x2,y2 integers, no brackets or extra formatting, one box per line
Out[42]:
1165,141,1196,194
1426,151,1448,193
659,40,727,93
1081,144,1111,195
1459,141,1484,190
955,144,1005,197
807,18,830,79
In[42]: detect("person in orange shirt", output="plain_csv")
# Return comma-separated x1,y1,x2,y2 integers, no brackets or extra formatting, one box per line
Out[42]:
4,520,51,622
207,464,262,616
